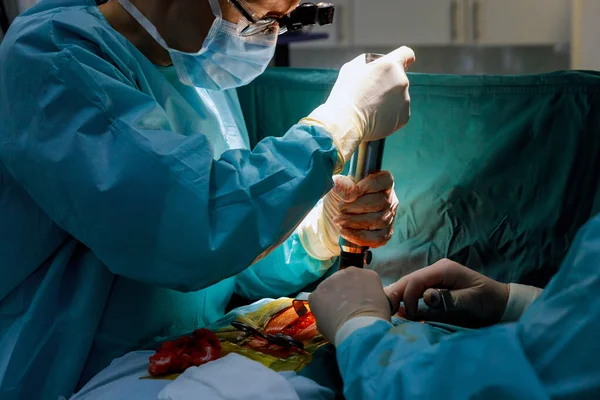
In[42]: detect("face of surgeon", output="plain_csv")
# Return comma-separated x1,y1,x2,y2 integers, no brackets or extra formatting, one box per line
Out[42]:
100,0,300,66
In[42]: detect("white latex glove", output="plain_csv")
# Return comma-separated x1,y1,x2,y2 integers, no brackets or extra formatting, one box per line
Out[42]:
298,171,399,260
301,47,415,172
384,259,511,328
308,267,391,343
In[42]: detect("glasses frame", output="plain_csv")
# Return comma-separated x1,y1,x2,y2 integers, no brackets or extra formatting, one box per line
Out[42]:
227,0,280,36
228,0,335,37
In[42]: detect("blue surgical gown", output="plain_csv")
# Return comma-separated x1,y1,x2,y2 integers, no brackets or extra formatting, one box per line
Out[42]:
337,214,600,400
0,1,338,398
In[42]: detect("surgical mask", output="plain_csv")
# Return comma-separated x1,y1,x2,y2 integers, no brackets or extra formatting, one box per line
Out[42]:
117,0,277,90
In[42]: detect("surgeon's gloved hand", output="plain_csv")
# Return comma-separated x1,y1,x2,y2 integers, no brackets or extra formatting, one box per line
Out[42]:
301,46,415,172
385,259,510,328
308,267,391,343
298,171,398,260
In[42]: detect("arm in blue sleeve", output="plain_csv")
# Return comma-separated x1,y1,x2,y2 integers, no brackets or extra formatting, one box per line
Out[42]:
337,214,600,400
234,226,336,300
0,21,337,293
337,321,548,400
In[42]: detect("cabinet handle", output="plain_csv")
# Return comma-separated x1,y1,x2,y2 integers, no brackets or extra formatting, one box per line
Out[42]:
337,5,344,42
472,0,480,42
450,0,458,42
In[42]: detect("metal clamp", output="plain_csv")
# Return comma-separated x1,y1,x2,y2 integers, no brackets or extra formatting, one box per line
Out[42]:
293,292,311,317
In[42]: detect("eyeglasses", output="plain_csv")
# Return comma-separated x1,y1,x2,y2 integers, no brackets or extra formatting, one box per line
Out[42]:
231,320,305,350
228,0,335,37
227,0,276,36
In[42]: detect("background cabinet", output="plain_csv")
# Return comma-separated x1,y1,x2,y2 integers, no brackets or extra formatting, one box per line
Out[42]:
352,0,458,46
294,0,571,49
472,0,570,45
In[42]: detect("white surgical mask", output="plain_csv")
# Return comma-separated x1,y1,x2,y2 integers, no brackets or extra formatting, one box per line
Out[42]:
117,0,277,90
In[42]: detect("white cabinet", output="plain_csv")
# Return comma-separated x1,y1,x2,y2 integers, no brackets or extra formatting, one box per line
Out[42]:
352,0,459,46
472,0,571,45
292,0,571,49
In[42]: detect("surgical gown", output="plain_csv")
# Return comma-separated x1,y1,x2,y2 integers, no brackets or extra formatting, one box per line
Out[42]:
337,213,600,400
0,1,339,399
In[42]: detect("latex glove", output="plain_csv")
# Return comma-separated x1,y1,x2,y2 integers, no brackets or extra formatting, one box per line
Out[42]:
298,171,398,260
384,259,510,328
308,267,391,343
301,47,415,172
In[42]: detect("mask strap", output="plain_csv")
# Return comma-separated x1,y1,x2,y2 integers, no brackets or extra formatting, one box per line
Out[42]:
208,0,222,18
117,0,171,51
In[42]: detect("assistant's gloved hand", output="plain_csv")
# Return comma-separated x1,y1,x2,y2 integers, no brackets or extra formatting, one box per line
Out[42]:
298,171,398,260
384,259,510,328
308,267,391,343
301,47,415,172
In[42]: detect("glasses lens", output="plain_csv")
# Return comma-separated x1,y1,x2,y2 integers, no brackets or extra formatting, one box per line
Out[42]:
240,18,278,36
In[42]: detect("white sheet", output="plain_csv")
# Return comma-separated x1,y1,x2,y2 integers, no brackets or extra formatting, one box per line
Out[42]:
71,351,334,400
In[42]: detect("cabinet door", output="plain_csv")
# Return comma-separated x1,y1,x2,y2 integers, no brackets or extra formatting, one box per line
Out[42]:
473,0,570,45
571,0,600,70
352,0,458,46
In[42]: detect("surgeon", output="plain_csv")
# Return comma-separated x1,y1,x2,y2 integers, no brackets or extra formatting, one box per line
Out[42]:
309,215,600,399
0,0,415,398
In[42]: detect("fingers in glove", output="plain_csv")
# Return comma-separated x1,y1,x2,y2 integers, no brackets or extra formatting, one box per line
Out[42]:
357,171,394,195
394,303,455,326
423,288,467,311
395,289,491,329
379,46,416,70
332,175,361,203
334,209,395,231
339,225,393,248
338,191,393,214
395,296,472,327
384,259,469,319
411,307,494,329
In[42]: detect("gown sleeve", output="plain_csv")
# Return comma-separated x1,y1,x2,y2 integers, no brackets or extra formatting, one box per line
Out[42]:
0,14,338,293
235,200,336,300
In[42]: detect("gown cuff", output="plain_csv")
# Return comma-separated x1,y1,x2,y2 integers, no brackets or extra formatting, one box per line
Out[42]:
334,316,391,347
501,283,544,322
298,202,340,261
300,118,350,175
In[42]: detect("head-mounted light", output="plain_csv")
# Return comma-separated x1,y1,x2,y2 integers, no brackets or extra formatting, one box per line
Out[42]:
228,1,335,36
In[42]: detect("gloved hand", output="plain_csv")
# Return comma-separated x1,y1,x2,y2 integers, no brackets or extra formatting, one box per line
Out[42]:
301,47,415,172
298,171,399,260
384,259,510,328
308,267,391,343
